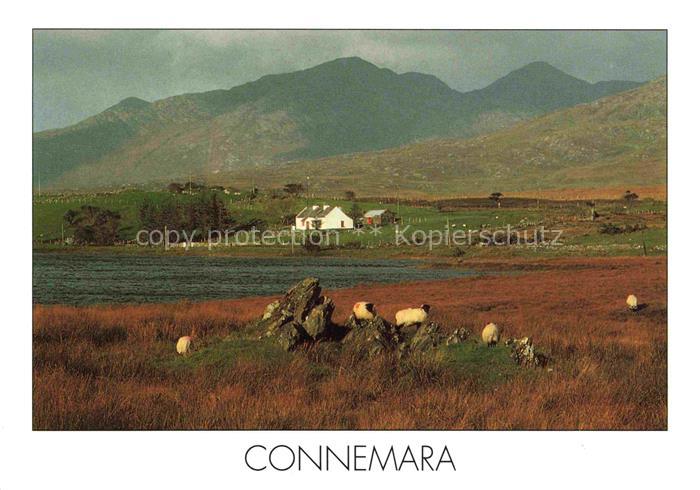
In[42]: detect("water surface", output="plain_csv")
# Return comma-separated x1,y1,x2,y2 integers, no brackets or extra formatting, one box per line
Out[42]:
33,253,476,305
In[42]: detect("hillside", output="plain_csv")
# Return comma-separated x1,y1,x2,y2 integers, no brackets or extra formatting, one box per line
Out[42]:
33,57,642,189
223,77,666,197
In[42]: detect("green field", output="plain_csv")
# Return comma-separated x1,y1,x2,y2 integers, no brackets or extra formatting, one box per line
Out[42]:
33,188,666,258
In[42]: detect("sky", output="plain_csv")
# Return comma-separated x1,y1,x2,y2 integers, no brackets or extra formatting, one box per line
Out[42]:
33,30,666,131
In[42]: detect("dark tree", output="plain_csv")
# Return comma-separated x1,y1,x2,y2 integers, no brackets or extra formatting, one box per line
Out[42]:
623,190,639,204
157,198,183,230
585,200,598,221
79,205,101,223
281,213,296,226
93,209,122,245
63,209,81,227
167,182,184,194
138,198,158,230
344,190,356,201
139,192,233,240
349,202,364,226
283,183,305,196
73,223,96,245
64,205,122,245
623,190,639,213
183,199,201,233
489,192,503,208
208,192,230,231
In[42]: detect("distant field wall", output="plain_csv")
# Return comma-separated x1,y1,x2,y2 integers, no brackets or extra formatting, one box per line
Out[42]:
361,185,667,208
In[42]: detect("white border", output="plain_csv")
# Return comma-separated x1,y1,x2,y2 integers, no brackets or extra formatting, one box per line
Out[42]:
3,2,698,488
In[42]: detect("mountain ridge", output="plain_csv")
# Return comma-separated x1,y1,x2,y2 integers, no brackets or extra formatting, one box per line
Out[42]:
220,76,666,197
33,57,647,189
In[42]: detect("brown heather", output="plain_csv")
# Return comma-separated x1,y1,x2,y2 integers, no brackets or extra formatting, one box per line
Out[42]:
33,256,666,430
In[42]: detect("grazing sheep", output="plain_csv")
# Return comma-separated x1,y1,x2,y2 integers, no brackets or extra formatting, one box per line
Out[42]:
353,302,376,321
481,322,500,346
627,294,639,311
395,304,431,328
176,335,194,355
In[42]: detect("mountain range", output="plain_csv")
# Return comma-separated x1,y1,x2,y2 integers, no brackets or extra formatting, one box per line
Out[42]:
229,76,666,197
33,57,644,190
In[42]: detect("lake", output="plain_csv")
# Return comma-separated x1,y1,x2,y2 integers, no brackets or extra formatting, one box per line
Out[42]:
33,253,477,305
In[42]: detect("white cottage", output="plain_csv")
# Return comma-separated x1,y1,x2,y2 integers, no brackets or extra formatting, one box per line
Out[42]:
294,205,354,231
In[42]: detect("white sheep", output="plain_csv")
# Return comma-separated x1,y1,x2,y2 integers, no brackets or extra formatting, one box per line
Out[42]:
481,322,500,346
353,302,376,321
176,335,194,355
395,304,431,328
626,294,639,311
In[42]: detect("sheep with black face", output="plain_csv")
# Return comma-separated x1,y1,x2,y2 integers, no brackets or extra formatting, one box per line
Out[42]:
395,304,431,328
353,302,377,321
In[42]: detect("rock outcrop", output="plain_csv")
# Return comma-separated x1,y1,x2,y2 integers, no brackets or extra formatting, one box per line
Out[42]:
445,327,470,345
303,296,335,340
257,278,332,350
505,337,550,367
341,314,401,357
409,322,443,353
261,300,280,321
277,322,309,352
253,278,551,367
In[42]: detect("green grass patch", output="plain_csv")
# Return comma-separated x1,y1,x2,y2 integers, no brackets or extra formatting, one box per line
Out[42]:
438,341,520,388
571,226,666,250
155,334,292,372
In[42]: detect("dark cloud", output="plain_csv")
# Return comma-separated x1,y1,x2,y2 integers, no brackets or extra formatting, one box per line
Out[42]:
33,30,666,131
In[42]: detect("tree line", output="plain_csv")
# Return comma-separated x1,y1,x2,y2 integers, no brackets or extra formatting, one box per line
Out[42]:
63,205,122,245
139,193,232,235
138,192,265,239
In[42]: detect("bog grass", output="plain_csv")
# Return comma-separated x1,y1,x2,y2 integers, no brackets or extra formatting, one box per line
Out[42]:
33,256,667,430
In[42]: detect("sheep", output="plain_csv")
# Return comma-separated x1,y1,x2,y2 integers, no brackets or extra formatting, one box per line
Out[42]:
353,302,376,321
395,304,431,328
481,322,500,346
176,335,194,355
626,294,639,311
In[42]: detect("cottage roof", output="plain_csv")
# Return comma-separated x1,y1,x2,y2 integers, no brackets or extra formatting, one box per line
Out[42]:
364,209,388,218
296,205,337,219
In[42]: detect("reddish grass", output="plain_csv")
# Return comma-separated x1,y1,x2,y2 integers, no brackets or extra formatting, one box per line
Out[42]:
33,256,666,430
